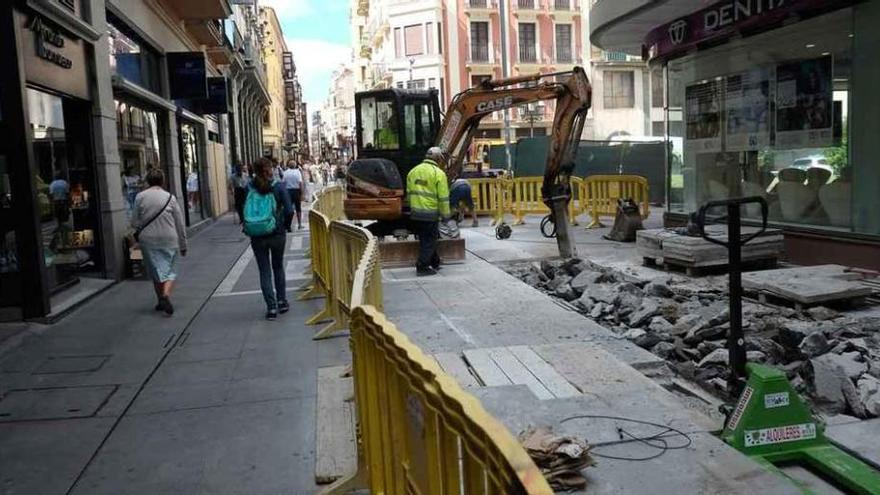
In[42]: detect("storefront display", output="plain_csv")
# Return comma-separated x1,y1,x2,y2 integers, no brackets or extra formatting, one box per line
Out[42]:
116,100,165,217
179,121,207,225
666,7,860,233
27,87,101,292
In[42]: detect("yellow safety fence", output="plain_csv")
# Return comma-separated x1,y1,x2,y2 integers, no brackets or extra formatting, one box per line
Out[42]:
301,185,552,494
576,174,650,229
323,306,553,495
466,174,649,228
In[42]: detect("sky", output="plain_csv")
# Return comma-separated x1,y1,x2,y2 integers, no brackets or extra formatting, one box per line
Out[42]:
260,0,352,116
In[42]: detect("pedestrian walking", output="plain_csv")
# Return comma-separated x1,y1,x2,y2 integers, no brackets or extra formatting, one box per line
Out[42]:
229,164,249,224
406,147,450,276
281,160,303,231
131,168,187,315
243,157,293,320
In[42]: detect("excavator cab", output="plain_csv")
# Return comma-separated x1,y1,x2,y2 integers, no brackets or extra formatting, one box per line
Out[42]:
346,89,442,222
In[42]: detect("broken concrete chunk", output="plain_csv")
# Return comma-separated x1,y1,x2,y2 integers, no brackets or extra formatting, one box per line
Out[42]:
645,281,674,298
857,375,880,417
634,332,663,350
574,293,595,313
799,332,831,358
832,352,869,380
547,274,572,291
808,306,839,322
778,321,821,349
628,299,661,327
684,325,727,346
672,314,703,336
698,348,728,367
810,354,856,414
843,377,868,418
589,303,605,319
569,270,604,294
652,341,676,359
648,316,674,334
623,328,647,341
584,285,619,306
554,284,578,301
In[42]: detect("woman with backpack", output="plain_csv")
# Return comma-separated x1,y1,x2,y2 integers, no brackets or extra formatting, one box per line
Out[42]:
131,168,187,315
243,157,293,320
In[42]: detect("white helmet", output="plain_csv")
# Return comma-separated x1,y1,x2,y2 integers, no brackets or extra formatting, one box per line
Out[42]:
425,147,447,165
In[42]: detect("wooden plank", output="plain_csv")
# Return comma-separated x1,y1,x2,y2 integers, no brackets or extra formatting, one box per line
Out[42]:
487,347,554,400
463,348,512,387
433,352,481,388
508,345,581,399
315,366,356,484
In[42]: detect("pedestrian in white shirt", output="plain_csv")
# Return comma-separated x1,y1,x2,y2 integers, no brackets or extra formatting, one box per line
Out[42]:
281,160,303,230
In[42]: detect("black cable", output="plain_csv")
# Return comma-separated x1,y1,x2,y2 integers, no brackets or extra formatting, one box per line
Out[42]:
540,214,557,238
559,414,693,462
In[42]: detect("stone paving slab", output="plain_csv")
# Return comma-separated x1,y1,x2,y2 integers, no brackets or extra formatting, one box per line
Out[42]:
826,418,880,468
382,252,803,494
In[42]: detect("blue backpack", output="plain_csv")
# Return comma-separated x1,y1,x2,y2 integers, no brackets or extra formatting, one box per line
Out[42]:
243,186,278,237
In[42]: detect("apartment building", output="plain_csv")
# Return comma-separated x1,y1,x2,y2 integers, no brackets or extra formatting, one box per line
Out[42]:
260,7,289,161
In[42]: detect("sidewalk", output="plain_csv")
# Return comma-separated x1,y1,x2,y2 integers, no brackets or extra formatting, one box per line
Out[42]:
0,215,344,495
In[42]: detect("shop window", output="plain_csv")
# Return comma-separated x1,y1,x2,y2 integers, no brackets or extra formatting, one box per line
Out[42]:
116,100,164,218
603,71,635,109
0,155,17,275
179,122,206,225
667,7,860,233
107,13,162,95
27,88,101,291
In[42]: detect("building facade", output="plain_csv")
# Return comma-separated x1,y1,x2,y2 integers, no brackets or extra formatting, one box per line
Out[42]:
260,6,287,162
591,0,880,269
0,0,272,320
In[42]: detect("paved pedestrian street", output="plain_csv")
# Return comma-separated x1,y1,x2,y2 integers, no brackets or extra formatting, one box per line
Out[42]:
0,216,345,494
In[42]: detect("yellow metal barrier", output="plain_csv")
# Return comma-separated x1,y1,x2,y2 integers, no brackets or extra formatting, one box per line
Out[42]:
322,305,553,495
577,174,650,229
300,209,333,318
467,178,510,226
312,221,383,340
510,177,579,226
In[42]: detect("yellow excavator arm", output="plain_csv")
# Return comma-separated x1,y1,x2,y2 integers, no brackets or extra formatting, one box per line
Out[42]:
436,67,592,200
434,67,591,257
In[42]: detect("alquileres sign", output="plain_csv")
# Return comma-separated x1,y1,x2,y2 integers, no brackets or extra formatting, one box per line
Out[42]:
645,0,853,60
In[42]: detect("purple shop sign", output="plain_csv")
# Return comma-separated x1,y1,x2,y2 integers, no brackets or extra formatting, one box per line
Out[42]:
645,0,854,60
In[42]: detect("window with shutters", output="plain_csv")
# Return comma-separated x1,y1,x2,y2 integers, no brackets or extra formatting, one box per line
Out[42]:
404,25,424,56
470,22,489,62
555,24,572,63
603,71,635,109
426,22,434,54
518,23,536,63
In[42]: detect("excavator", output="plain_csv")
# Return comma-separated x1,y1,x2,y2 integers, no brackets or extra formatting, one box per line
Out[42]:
344,67,592,258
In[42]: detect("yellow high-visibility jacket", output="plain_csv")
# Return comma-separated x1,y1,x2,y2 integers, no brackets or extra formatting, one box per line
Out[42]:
406,159,450,221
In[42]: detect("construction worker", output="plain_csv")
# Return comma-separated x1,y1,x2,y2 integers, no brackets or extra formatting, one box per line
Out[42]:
450,178,479,228
376,114,399,150
407,147,450,276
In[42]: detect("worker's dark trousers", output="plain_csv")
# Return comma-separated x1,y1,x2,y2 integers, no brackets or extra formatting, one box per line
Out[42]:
413,220,440,270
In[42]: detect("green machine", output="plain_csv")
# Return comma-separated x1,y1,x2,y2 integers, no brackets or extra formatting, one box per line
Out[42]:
722,363,880,494
697,198,880,494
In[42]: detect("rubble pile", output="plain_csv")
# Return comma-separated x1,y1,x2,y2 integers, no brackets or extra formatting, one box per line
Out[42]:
507,258,880,418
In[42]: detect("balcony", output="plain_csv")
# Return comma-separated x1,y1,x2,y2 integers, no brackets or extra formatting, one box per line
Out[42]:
514,0,538,9
464,0,498,15
157,0,231,20
602,50,630,62
550,0,580,19
185,19,223,47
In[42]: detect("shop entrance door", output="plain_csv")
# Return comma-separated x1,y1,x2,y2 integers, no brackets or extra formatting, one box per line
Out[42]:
178,119,207,226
